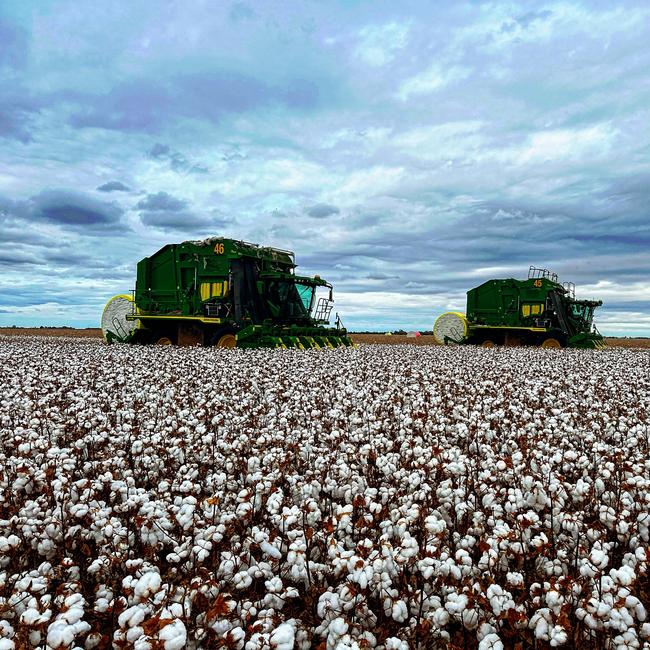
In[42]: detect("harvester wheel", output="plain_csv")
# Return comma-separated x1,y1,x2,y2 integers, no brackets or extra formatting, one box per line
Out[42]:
481,340,496,348
215,333,237,348
156,336,174,346
541,337,562,349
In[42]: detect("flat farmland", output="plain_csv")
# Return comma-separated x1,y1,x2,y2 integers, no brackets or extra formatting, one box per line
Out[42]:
1,328,649,348
0,336,648,649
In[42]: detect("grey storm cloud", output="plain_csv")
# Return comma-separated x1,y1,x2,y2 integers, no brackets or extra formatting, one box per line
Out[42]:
0,94,40,142
306,203,340,218
97,181,131,193
69,71,321,133
139,210,213,231
0,20,27,69
148,143,170,158
135,191,225,232
0,251,41,267
31,190,124,227
147,143,208,174
136,192,187,212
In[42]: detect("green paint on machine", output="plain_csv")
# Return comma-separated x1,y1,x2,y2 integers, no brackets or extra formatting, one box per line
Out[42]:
101,238,353,348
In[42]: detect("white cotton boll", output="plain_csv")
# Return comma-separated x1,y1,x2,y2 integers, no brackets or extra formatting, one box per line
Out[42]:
270,621,295,650
0,535,20,552
418,557,436,579
506,572,524,587
46,621,75,649
245,631,268,650
385,638,409,650
265,577,283,593
612,629,640,650
611,566,635,586
21,604,51,626
62,605,84,625
424,515,446,535
158,619,187,650
590,548,608,570
549,625,567,647
236,502,253,518
134,572,161,600
625,595,646,622
118,605,146,629
317,592,341,620
193,538,212,562
398,533,419,559
224,627,245,649
445,593,468,614
392,600,408,623
0,641,14,650
261,540,282,560
432,607,449,627
329,617,348,636
478,633,504,650
545,590,564,613
126,626,145,643
461,609,479,630
233,571,253,589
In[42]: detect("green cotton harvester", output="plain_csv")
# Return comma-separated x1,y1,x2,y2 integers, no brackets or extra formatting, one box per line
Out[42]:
101,237,353,348
434,266,605,349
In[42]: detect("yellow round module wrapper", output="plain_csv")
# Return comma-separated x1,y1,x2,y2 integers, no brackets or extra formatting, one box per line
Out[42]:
101,294,139,342
433,311,468,345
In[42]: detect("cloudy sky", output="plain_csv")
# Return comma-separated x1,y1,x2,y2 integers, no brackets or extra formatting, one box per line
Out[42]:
1,1,649,334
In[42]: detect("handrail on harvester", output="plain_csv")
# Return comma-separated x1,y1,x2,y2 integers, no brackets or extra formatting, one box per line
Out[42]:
528,266,558,283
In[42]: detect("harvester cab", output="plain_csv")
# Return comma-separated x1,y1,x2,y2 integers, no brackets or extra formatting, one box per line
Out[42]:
261,273,332,323
101,237,353,349
434,266,605,349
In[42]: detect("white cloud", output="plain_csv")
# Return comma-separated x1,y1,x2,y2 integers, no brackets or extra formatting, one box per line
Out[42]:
578,280,650,303
336,290,463,320
393,121,486,160
517,125,617,164
449,4,650,57
397,64,470,100
355,22,410,67
335,165,405,200
594,311,650,336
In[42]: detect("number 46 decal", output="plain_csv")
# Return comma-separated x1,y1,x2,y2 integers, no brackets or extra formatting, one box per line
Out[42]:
214,243,225,254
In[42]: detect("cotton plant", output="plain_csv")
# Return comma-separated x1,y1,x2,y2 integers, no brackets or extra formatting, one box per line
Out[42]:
0,336,648,647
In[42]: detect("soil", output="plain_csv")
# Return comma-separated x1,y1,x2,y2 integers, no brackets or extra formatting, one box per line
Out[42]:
0,327,103,338
1,328,648,348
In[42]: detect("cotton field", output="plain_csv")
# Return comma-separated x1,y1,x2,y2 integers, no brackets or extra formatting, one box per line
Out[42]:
0,337,648,650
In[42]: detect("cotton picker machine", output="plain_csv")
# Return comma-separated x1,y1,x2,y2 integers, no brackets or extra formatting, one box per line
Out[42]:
434,266,605,349
101,238,353,348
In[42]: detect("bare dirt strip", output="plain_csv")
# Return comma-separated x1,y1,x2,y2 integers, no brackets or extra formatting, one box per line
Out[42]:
1,327,648,347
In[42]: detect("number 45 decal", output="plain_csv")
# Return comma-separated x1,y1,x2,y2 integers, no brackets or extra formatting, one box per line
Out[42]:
533,279,543,287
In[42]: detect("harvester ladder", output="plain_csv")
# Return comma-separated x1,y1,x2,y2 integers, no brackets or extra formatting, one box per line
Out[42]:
314,297,333,322
562,282,575,298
